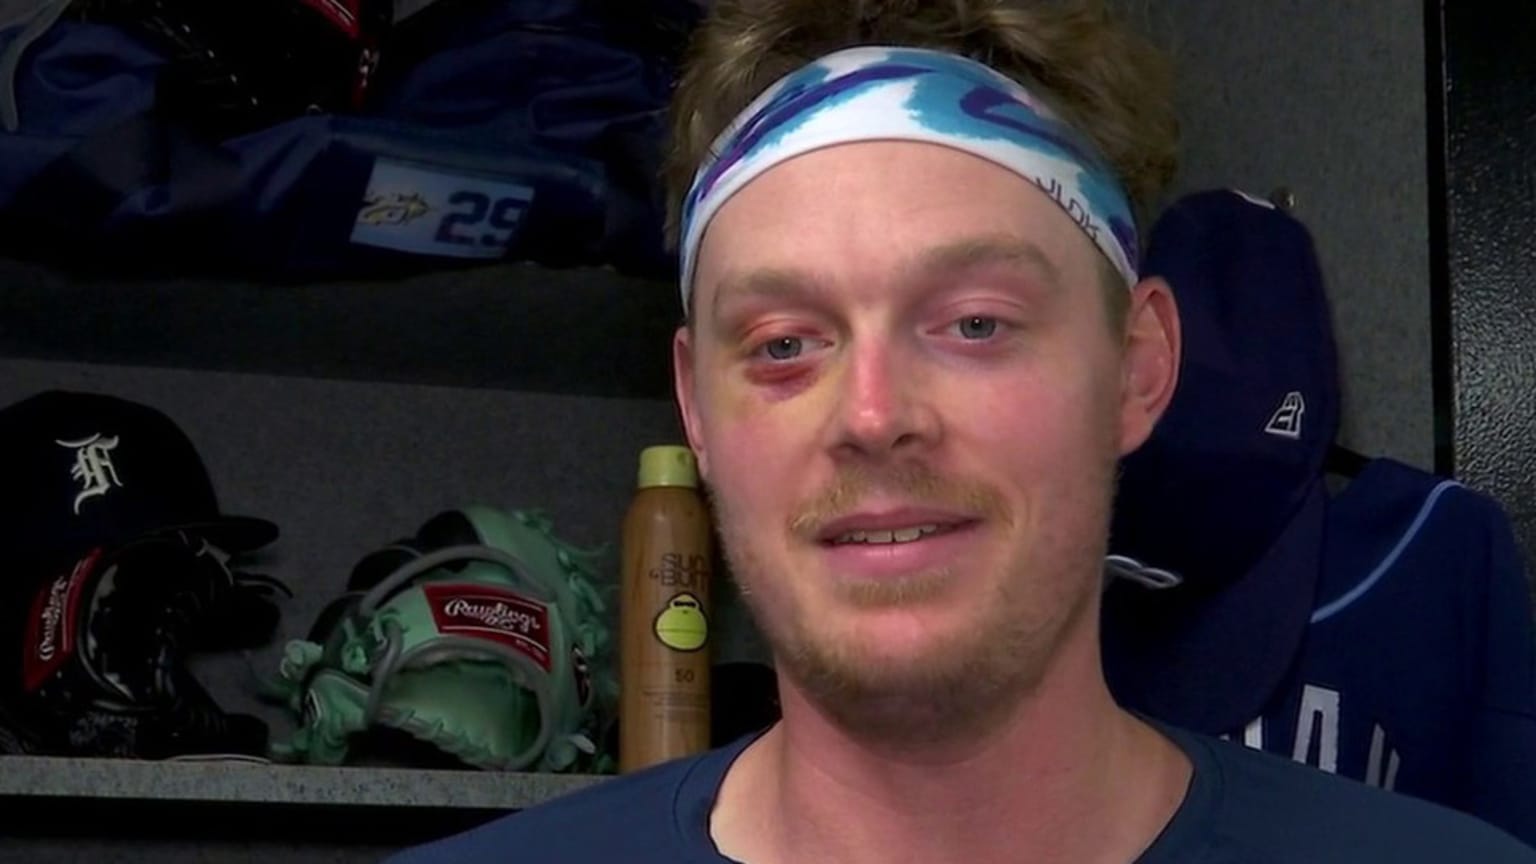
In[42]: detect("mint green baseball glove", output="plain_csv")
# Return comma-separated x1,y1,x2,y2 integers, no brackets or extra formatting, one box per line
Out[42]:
263,506,615,773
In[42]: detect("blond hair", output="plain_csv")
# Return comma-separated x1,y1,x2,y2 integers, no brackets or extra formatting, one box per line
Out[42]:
662,0,1179,253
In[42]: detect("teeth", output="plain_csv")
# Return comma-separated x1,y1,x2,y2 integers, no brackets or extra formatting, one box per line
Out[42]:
834,524,943,545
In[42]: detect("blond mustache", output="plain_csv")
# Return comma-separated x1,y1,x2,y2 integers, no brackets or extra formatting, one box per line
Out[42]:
788,462,1013,540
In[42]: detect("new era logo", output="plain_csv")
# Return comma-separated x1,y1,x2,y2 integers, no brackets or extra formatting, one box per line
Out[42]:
1265,392,1306,439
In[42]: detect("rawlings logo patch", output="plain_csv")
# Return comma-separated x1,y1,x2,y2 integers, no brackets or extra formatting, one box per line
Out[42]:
23,548,102,691
422,584,552,671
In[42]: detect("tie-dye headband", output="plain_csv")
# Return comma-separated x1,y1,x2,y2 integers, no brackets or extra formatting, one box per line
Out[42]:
678,45,1139,309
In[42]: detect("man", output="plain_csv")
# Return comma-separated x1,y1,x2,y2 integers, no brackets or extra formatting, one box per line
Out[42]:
387,1,1535,860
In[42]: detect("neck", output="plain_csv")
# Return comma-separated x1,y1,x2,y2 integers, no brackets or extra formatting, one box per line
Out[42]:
712,617,1190,864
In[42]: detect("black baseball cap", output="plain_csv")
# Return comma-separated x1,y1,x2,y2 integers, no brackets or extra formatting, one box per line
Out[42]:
0,390,278,574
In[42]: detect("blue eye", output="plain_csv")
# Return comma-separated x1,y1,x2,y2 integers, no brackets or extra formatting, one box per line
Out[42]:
764,336,804,360
956,316,998,340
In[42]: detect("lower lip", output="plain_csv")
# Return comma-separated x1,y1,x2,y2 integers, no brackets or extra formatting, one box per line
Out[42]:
817,523,979,580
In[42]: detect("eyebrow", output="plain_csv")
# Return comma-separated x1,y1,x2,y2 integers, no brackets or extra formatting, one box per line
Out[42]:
709,234,1064,325
710,267,822,327
913,234,1064,291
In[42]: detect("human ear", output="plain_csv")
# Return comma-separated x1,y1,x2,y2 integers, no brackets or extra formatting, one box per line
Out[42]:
1117,276,1181,455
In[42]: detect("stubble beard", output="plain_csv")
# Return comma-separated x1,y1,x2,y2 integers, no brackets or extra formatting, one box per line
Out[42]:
709,458,1116,750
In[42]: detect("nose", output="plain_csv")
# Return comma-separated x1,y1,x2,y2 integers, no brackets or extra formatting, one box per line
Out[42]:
830,336,941,459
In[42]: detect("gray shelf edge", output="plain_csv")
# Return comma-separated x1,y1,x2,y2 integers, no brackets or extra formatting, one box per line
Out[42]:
0,756,609,810
1,255,685,400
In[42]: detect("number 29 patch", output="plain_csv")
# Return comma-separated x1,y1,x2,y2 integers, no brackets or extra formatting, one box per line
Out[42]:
350,158,535,259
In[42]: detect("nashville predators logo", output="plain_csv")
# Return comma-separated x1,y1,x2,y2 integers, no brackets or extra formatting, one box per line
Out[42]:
356,192,433,227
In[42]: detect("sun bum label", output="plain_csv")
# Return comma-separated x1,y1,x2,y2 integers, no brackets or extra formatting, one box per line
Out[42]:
648,552,709,591
23,548,103,691
422,583,552,671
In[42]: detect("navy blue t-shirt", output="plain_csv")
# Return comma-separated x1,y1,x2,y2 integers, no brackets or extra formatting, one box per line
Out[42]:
383,722,1535,862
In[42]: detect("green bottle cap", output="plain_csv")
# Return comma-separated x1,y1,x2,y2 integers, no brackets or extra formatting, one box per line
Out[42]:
637,445,698,489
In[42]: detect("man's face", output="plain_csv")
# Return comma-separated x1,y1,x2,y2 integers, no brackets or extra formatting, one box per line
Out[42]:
675,141,1173,736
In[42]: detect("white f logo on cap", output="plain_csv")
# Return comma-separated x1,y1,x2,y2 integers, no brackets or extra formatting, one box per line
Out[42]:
1264,392,1306,440
57,433,124,514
